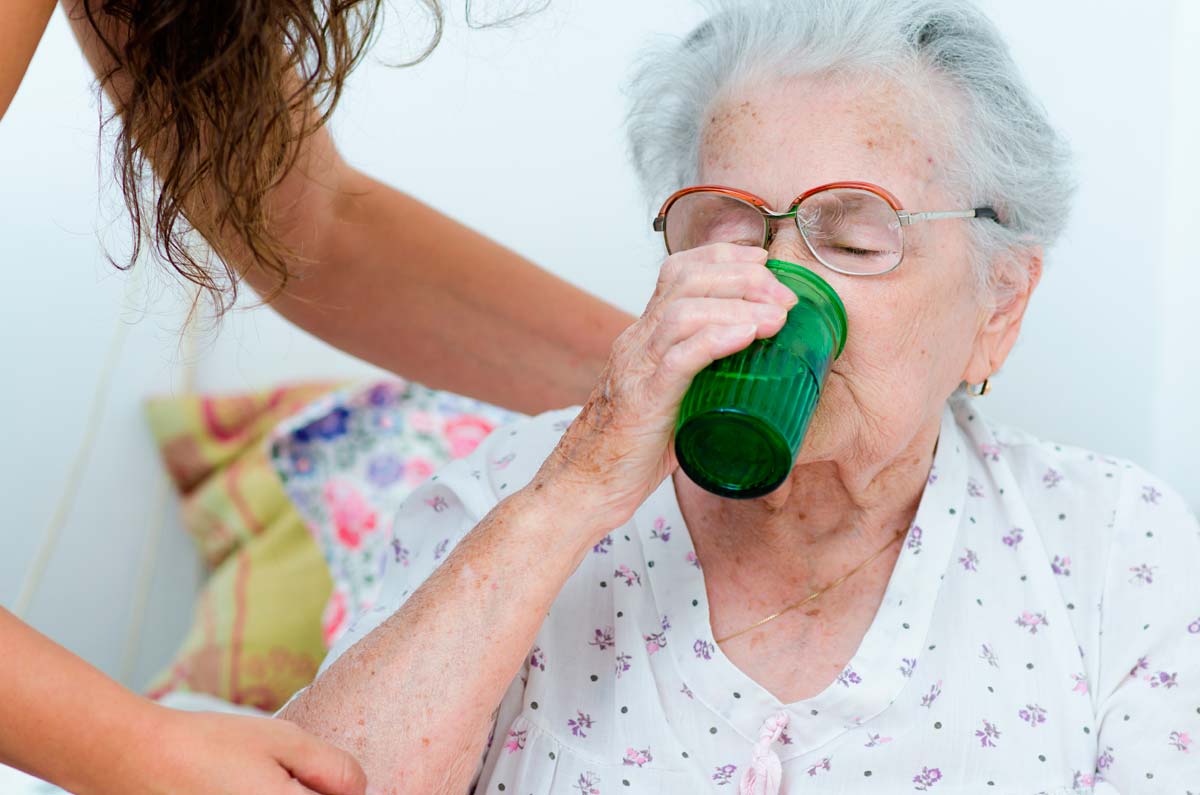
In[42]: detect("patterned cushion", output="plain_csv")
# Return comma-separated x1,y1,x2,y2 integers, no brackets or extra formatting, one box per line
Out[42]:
143,382,340,711
268,379,519,648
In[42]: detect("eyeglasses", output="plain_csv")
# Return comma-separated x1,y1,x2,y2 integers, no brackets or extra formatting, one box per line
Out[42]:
653,182,999,276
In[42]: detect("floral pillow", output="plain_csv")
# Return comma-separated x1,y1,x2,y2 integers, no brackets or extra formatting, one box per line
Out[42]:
269,380,519,647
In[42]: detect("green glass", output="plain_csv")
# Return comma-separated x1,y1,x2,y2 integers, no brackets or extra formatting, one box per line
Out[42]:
674,259,848,499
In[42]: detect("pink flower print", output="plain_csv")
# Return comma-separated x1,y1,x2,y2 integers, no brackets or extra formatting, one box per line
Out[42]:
592,534,613,555
1051,555,1071,576
980,444,1001,462
573,772,601,794
779,731,794,745
920,680,942,708
906,525,923,554
1015,611,1049,634
504,729,527,753
644,630,667,655
975,720,1001,748
913,766,943,790
321,587,349,647
614,565,641,587
404,456,435,486
1129,564,1156,585
1189,617,1200,634
693,639,716,660
837,666,862,687
424,495,449,513
900,657,918,677
1018,704,1047,727
1149,670,1179,689
680,682,694,699
650,517,671,542
442,415,496,458
967,478,985,497
390,538,410,567
1096,746,1114,771
864,732,893,748
1169,730,1191,751
1142,485,1162,504
1072,771,1097,788
568,711,594,738
712,765,737,786
493,452,517,471
529,646,546,671
1130,655,1150,678
927,465,940,485
433,538,449,560
959,549,979,571
1002,527,1024,548
644,615,671,654
589,626,615,651
614,652,632,677
1071,673,1089,695
1042,468,1064,488
805,758,831,776
686,550,701,569
323,480,378,550
622,747,652,767
980,644,999,668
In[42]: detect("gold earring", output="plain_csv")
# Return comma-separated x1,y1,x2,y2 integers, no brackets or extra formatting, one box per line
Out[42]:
967,377,992,397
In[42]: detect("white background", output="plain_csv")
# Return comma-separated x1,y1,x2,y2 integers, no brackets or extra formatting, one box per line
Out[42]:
1,0,1197,686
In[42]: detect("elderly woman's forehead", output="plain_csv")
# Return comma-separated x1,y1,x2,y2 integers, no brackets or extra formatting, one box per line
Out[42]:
698,77,944,194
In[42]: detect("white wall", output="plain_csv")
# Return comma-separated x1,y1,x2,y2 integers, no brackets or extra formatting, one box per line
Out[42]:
0,0,1196,684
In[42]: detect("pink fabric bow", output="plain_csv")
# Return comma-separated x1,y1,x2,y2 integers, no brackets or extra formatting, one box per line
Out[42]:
739,710,790,795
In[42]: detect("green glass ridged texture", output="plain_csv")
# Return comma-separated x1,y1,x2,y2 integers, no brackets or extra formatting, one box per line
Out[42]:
674,259,847,499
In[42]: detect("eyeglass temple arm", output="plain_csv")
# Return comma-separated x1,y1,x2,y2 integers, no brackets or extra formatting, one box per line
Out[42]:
897,207,999,226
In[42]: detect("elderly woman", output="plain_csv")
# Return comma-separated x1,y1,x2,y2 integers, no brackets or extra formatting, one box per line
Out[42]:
281,0,1199,791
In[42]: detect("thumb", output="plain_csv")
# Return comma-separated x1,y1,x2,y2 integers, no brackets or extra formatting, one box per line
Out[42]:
275,723,368,795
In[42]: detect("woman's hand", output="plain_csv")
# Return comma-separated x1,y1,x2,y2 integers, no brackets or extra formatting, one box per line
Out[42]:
102,706,367,795
536,243,796,537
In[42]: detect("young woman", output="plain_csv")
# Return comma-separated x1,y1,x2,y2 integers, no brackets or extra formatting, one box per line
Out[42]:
1,2,631,793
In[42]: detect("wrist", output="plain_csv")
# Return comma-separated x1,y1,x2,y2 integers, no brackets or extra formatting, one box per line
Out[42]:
510,476,620,562
69,693,165,795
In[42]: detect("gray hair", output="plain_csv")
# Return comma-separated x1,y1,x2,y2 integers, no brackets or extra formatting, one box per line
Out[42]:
626,0,1074,308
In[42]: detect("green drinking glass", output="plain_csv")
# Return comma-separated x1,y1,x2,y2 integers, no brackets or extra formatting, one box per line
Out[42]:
674,259,848,499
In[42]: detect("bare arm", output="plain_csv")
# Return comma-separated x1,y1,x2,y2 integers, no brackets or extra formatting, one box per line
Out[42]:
62,1,632,414
0,608,366,795
280,244,791,792
281,486,595,793
0,0,56,121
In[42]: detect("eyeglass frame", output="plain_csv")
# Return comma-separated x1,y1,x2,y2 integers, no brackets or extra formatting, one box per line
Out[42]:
652,181,1000,276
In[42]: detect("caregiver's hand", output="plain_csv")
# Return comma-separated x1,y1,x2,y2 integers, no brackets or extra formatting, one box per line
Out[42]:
115,706,367,795
537,243,796,534
0,608,365,795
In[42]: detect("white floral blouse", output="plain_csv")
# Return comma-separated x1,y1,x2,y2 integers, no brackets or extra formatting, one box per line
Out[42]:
311,394,1200,794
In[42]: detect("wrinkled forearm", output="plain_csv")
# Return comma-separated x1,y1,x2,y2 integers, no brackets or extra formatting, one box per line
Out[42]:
280,483,601,794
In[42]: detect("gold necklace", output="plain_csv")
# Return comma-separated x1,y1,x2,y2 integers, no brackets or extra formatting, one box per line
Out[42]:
714,528,905,645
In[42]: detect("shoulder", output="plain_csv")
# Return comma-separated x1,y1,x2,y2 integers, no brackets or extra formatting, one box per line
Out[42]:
954,397,1196,557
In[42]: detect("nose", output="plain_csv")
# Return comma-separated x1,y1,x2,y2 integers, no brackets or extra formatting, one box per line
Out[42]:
765,222,815,266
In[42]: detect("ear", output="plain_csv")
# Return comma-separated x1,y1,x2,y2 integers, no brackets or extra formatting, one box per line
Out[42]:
961,247,1044,385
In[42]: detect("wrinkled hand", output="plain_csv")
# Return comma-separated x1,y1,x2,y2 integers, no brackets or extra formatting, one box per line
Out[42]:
112,706,367,795
536,244,796,537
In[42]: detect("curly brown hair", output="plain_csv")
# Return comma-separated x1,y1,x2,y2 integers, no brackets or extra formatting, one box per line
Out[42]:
81,0,444,313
